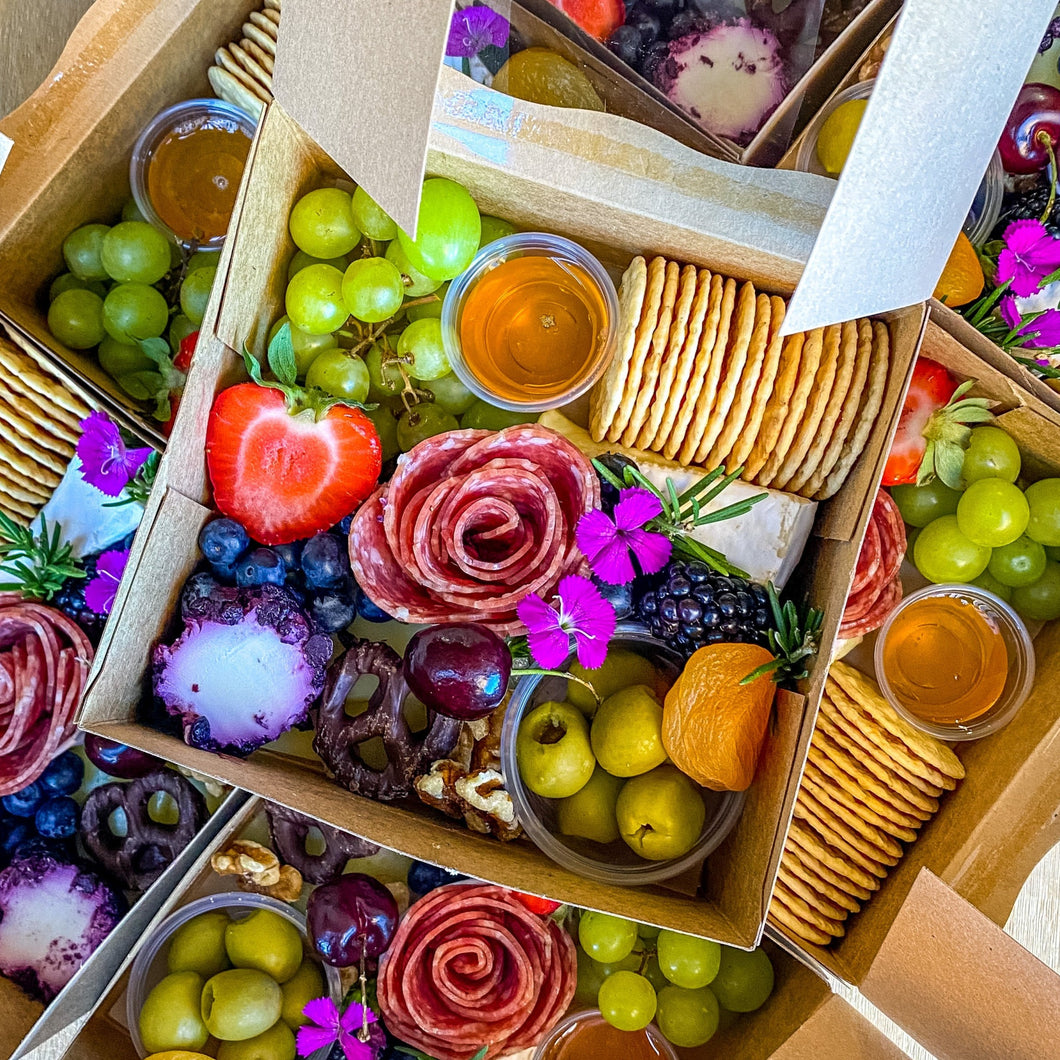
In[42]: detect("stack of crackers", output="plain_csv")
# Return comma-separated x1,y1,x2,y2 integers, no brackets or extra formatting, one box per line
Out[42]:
0,334,93,525
768,660,965,947
208,0,280,118
588,255,891,501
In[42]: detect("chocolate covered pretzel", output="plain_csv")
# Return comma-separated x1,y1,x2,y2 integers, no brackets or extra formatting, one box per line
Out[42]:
266,802,380,885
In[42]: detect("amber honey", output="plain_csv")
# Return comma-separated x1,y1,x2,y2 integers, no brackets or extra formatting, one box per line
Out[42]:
457,255,609,403
879,595,1008,724
540,1015,673,1060
146,114,252,243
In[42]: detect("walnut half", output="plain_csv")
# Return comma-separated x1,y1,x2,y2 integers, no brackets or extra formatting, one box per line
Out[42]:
210,838,305,901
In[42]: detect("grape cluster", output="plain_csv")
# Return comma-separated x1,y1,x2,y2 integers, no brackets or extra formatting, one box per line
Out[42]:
277,182,531,459
48,203,216,409
575,910,774,1048
896,426,1060,621
191,514,389,633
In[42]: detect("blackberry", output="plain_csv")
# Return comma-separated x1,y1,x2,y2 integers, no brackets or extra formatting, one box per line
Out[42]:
1000,179,1060,236
54,555,107,645
635,559,770,658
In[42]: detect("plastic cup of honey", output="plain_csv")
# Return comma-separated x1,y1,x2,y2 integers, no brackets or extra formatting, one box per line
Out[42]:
130,98,255,248
873,583,1035,741
441,232,619,413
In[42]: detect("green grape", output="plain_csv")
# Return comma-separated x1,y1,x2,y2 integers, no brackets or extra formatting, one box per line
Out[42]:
1025,478,1060,546
364,405,400,463
597,971,657,1033
121,198,148,223
48,289,105,349
655,985,719,1048
479,214,516,248
987,535,1046,588
100,221,172,284
365,341,406,398
306,349,370,402
342,257,404,323
716,1004,739,1033
386,240,441,298
421,372,475,415
180,266,217,326
49,273,106,302
285,263,348,335
169,314,198,355
98,335,154,378
186,249,221,274
1047,545,1060,562
396,404,459,451
637,923,661,941
961,426,1021,485
287,249,346,281
710,946,774,1013
352,186,398,241
577,911,638,964
102,283,169,344
460,398,539,431
956,479,1029,548
62,223,110,281
288,187,360,258
656,930,721,989
397,177,481,281
268,315,337,378
405,282,447,322
890,480,961,528
397,318,449,381
168,240,183,270
913,515,990,584
574,951,609,1006
970,569,1014,602
642,957,669,994
1011,560,1060,621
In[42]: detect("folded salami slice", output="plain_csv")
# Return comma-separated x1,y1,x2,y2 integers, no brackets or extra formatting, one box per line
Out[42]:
0,599,92,795
839,490,907,640
377,883,576,1060
351,425,599,633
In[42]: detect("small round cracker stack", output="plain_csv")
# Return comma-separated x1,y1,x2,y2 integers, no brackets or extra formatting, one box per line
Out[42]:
586,253,890,500
769,660,964,949
209,1,279,117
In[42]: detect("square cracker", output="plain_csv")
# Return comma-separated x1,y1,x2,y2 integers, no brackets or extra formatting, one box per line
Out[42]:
622,260,681,446
728,295,786,471
589,256,647,442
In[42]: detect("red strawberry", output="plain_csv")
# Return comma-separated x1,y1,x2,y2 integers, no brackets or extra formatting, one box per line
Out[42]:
508,891,562,915
883,358,993,489
206,384,382,545
549,0,624,40
174,330,198,372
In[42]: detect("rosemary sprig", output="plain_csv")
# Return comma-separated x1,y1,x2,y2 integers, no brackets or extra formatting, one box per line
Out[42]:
0,514,85,600
592,458,767,578
740,583,824,687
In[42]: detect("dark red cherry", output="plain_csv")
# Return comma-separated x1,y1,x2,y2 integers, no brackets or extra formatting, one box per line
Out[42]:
307,872,398,964
83,734,163,779
999,82,1060,174
403,623,511,721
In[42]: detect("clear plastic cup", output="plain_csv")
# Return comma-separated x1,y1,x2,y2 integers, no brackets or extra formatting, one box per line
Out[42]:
441,232,619,413
126,891,341,1059
533,1009,679,1059
873,583,1035,741
501,622,746,886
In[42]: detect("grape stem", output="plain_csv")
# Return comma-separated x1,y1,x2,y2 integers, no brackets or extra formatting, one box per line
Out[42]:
358,936,370,1043
510,666,600,706
1038,130,1058,224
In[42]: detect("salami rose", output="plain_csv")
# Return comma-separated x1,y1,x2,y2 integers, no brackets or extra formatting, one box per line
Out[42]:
350,426,599,633
377,883,577,1060
838,490,907,640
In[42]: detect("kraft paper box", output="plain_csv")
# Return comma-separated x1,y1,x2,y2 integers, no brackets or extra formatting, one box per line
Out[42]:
32,796,907,1060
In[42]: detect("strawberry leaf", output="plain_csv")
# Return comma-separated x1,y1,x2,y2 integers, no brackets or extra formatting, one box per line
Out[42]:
119,370,167,402
136,337,173,366
240,343,290,398
266,321,297,387
934,441,966,490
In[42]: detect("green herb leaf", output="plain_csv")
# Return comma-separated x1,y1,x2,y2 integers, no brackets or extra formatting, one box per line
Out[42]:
119,371,166,402
266,321,298,387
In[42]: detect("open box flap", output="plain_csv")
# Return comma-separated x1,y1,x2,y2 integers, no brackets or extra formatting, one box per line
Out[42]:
769,993,907,1059
861,869,1060,1060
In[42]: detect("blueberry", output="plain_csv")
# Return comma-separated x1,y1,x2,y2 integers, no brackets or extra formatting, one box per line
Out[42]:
301,533,348,589
209,558,240,583
334,513,355,536
35,795,79,839
198,517,250,565
608,24,643,66
38,751,84,796
407,860,467,894
1,782,45,818
593,576,633,619
669,10,709,38
181,570,221,619
626,4,661,43
235,547,287,587
272,540,304,571
356,590,392,623
0,822,32,865
309,588,358,633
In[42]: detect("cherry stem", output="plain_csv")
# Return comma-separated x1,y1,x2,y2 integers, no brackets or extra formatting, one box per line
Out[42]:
1037,130,1058,225
358,936,370,1043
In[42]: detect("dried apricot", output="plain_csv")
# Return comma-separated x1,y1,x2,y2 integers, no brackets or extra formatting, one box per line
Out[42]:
662,643,776,791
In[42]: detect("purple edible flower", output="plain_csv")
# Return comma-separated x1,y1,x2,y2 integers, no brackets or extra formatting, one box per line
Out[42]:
575,488,672,585
446,4,510,57
76,411,152,498
1000,294,1060,348
84,548,129,616
997,219,1060,298
517,574,617,670
296,996,378,1060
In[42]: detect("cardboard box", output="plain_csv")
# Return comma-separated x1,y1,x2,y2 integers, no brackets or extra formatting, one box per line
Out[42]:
0,785,248,1060
763,318,1060,992
76,69,922,950
28,795,908,1060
